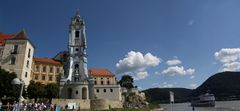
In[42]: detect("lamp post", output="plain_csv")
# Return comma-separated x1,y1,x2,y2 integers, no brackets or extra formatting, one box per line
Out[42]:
11,78,24,111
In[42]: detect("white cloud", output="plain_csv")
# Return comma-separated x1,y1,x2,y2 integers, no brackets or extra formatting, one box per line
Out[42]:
190,75,195,79
215,48,240,63
221,62,240,72
162,66,195,76
116,51,161,74
166,59,182,66
189,83,198,89
116,51,161,80
215,48,240,72
133,71,149,80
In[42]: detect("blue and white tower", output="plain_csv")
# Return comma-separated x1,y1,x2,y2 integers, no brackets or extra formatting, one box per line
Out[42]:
60,11,94,100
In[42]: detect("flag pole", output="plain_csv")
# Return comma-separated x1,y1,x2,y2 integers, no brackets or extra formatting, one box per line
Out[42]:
170,91,174,111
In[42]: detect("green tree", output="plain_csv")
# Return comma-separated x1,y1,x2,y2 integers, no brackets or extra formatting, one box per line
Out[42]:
119,75,134,89
0,68,18,98
45,83,59,103
27,81,45,102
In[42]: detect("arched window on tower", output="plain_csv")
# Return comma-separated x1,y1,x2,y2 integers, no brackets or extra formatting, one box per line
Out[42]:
75,31,79,38
75,64,79,74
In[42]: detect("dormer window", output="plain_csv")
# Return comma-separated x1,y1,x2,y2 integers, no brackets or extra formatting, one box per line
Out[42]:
76,19,79,22
75,31,79,38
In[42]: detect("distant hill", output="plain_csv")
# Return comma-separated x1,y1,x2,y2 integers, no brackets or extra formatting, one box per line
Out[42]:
190,71,240,100
143,88,192,103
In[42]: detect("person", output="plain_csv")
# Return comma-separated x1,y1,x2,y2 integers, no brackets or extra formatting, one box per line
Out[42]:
65,104,68,111
192,106,195,111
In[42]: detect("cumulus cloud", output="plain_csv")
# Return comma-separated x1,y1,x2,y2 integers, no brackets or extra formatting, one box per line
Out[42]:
215,48,240,63
162,66,195,76
166,59,182,66
221,62,240,72
116,51,161,80
133,71,149,80
215,48,240,72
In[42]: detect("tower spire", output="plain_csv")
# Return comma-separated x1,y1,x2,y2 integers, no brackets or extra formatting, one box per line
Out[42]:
76,9,80,17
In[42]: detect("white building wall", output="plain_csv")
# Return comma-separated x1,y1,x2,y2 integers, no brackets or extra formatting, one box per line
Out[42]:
94,85,122,101
0,40,34,85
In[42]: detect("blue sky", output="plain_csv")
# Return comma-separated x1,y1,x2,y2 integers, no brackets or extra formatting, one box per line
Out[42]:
1,0,240,90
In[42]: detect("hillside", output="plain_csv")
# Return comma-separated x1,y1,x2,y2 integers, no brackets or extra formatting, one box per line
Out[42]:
143,88,192,103
190,71,240,100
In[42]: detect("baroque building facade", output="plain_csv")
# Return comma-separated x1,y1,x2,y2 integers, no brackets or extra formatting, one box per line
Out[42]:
31,57,63,84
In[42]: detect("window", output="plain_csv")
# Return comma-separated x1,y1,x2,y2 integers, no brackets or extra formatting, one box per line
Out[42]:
56,67,60,73
35,65,39,72
42,75,45,80
56,76,59,81
75,48,79,52
75,31,79,37
42,66,46,72
12,45,18,54
10,57,16,64
25,72,28,78
49,76,52,81
94,81,97,85
96,89,99,93
101,81,103,85
49,66,53,73
34,75,38,80
107,81,110,85
76,90,78,95
104,89,106,93
26,60,29,68
110,89,113,92
28,49,31,58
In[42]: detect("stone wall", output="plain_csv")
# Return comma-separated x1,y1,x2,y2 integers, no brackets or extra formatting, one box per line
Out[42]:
90,99,123,110
52,99,90,110
52,99,122,110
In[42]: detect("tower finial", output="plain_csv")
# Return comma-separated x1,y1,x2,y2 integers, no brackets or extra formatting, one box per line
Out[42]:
76,9,80,17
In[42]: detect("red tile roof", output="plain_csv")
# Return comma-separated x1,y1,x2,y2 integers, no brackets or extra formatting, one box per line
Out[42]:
0,32,14,44
89,68,114,76
34,58,63,65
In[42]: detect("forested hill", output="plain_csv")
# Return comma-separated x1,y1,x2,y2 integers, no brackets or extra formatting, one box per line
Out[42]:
143,88,192,103
190,71,240,100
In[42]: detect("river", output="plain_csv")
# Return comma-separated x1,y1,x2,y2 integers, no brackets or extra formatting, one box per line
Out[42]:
159,100,240,111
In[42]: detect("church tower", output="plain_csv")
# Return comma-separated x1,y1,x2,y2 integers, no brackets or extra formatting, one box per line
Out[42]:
59,11,94,100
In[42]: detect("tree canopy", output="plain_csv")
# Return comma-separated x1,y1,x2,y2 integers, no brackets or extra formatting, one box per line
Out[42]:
119,75,134,89
0,68,20,99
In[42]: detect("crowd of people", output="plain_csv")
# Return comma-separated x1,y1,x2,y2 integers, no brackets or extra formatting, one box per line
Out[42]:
0,101,62,111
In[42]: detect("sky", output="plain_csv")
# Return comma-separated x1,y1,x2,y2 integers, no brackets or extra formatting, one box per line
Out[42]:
1,0,240,90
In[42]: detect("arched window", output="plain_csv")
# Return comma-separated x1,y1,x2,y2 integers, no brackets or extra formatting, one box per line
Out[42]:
75,64,79,74
104,89,106,93
76,90,78,95
75,31,79,37
96,89,99,93
82,87,87,99
110,89,113,92
10,57,16,64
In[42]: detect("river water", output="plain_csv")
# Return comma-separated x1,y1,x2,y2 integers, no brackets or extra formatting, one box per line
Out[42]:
159,100,240,111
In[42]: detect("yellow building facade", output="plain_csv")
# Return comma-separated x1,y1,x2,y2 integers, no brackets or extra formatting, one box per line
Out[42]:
31,58,63,84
